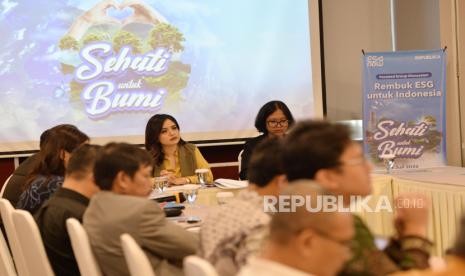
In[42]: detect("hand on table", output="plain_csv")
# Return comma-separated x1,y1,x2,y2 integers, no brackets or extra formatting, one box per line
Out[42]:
394,193,430,238
160,170,189,185
160,169,176,183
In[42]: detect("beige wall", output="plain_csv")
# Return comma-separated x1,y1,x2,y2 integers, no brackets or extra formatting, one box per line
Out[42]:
322,0,392,120
439,0,464,166
395,0,440,50
394,0,462,165
457,0,465,166
323,0,463,166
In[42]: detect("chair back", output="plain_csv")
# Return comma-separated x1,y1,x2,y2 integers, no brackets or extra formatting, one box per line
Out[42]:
66,218,102,276
237,150,244,175
184,255,218,276
0,228,16,276
12,210,54,276
120,233,155,276
0,175,12,198
0,199,28,276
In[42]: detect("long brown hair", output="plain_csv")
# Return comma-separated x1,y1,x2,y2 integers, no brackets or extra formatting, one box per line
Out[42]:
145,114,186,166
24,124,89,190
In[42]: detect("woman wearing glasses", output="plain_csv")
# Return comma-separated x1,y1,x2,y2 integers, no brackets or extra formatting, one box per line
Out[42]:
145,114,213,185
239,101,294,180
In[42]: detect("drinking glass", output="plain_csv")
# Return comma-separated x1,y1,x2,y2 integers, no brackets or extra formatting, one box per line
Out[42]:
153,176,168,193
216,192,234,205
195,168,209,187
380,154,396,174
183,184,199,205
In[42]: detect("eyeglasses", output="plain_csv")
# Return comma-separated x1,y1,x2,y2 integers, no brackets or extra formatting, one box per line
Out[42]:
267,119,289,127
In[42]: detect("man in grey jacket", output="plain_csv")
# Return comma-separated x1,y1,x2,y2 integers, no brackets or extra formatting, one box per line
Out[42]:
83,142,197,276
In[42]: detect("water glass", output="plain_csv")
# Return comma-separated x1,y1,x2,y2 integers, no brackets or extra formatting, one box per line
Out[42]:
195,168,209,187
216,192,234,205
380,154,396,174
183,187,199,205
153,176,168,193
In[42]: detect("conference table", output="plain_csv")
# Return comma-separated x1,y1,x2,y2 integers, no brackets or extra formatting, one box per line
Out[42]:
355,174,395,239
150,184,241,206
150,184,241,231
360,167,465,256
153,168,465,256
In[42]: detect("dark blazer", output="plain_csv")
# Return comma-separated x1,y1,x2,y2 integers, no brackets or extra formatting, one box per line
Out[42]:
34,187,89,276
2,153,39,206
83,192,198,276
239,135,267,180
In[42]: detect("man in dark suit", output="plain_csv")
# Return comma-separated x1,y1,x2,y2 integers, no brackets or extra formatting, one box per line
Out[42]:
35,144,101,276
83,143,197,276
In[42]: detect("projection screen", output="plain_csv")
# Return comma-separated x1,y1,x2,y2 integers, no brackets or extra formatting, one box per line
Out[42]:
0,0,323,154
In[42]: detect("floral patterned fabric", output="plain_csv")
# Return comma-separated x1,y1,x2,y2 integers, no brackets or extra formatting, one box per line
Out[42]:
16,175,64,214
199,190,270,276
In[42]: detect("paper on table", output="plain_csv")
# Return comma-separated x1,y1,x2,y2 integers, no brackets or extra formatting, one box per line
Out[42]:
214,178,248,189
165,184,201,191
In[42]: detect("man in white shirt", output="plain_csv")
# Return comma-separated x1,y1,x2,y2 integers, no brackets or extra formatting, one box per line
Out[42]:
238,181,354,276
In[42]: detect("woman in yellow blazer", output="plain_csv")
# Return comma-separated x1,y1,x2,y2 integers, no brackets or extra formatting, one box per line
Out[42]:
145,114,213,185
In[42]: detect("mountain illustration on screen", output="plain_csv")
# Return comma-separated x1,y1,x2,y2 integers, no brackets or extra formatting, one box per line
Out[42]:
56,0,191,110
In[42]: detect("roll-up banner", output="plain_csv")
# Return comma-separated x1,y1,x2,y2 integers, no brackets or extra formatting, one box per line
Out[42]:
363,49,446,170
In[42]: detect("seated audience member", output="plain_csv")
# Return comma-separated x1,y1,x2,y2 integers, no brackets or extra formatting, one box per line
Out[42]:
35,144,101,276
392,216,465,276
441,218,465,274
145,114,213,184
239,100,294,180
238,181,354,276
83,143,197,276
3,129,51,206
282,120,432,275
16,124,89,213
199,138,287,276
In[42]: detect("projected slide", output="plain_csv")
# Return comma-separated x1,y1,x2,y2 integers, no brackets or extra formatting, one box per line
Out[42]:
0,0,317,152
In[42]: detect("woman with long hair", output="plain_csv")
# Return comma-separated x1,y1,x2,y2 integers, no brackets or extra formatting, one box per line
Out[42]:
16,124,89,213
145,114,213,185
239,100,294,180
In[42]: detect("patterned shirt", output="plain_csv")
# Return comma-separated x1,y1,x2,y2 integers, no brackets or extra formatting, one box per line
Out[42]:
16,175,64,214
340,215,431,276
199,190,270,276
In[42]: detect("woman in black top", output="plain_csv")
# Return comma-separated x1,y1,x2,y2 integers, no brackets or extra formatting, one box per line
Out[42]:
16,124,88,213
239,101,294,180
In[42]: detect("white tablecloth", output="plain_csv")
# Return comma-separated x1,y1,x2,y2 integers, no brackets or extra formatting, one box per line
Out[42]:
362,167,465,256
